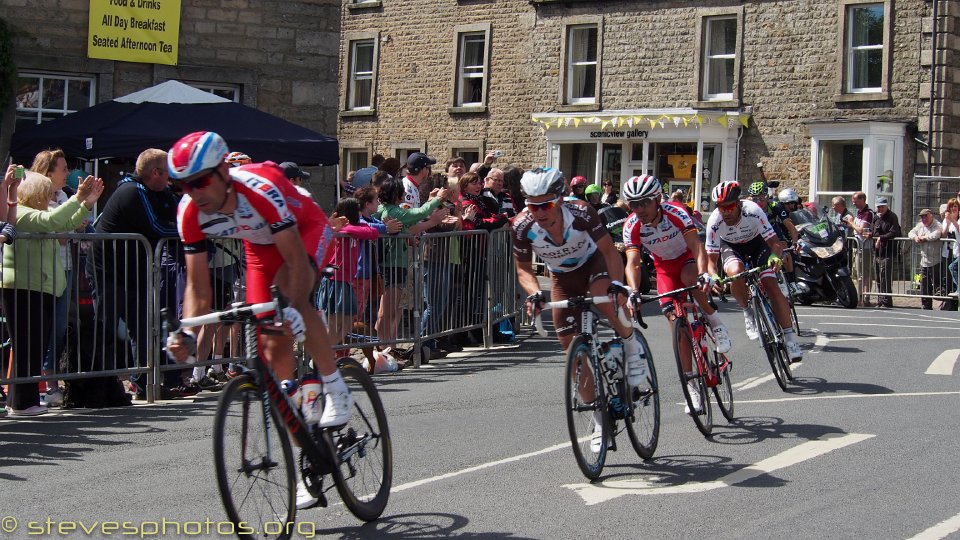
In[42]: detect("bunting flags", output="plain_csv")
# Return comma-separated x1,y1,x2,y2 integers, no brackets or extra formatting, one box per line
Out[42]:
530,113,749,131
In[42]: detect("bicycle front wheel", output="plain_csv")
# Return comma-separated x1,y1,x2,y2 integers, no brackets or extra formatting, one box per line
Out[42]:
331,359,393,522
625,331,660,460
214,375,296,540
753,295,791,390
564,334,607,480
673,319,713,437
709,346,735,422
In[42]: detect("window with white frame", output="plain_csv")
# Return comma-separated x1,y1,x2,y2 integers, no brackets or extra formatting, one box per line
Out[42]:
456,32,487,107
344,148,369,180
187,82,241,102
348,39,376,110
566,24,598,104
15,73,95,130
846,3,884,93
702,16,737,100
451,147,480,168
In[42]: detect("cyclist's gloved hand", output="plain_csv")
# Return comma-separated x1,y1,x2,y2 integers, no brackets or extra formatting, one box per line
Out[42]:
166,329,197,364
767,254,783,271
526,290,545,318
699,272,717,287
281,307,307,343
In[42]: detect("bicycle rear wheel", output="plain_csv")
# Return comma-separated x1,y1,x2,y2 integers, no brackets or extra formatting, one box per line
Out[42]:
709,347,735,422
214,375,296,540
331,359,393,522
564,334,607,480
673,319,713,437
625,332,660,460
753,294,791,390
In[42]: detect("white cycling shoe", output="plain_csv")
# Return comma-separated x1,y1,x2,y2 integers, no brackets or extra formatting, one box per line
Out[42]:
684,380,704,415
296,477,319,510
712,325,733,354
744,312,759,341
785,340,803,361
317,387,354,428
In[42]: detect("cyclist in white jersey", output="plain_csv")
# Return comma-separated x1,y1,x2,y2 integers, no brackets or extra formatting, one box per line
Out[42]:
514,167,652,451
705,181,802,360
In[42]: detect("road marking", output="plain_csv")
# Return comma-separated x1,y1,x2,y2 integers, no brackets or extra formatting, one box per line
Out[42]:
732,376,763,389
818,323,958,331
737,373,776,391
827,336,958,342
811,330,829,354
391,441,570,493
907,511,960,540
925,350,960,376
564,432,873,505
735,390,960,404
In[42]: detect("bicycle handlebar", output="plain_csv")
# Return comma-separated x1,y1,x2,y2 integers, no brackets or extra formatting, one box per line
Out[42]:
177,301,279,328
532,294,637,337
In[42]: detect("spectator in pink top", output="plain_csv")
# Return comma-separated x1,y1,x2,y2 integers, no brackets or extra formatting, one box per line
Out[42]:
315,197,379,343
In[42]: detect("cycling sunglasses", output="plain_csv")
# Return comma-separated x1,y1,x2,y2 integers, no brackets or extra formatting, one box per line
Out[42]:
718,201,740,211
628,197,658,209
182,170,220,193
526,196,560,212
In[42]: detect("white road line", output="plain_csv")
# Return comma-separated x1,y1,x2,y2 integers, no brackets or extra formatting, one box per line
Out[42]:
735,390,960,404
391,441,571,493
818,323,958,331
737,373,776,391
564,433,874,505
828,336,958,342
925,350,960,376
907,511,960,540
811,330,829,354
732,376,763,389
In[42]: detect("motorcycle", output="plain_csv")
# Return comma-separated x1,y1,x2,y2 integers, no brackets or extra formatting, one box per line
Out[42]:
788,208,859,308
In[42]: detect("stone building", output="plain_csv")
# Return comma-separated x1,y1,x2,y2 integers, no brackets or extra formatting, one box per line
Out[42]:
338,0,960,218
1,0,341,205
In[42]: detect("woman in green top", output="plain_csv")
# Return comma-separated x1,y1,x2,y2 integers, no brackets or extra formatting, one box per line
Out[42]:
1,171,103,416
373,178,448,345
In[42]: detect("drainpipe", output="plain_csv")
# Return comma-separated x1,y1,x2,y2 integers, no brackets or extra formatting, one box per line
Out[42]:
927,0,938,176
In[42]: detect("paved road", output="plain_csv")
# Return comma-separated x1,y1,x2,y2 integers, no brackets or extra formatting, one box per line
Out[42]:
2,303,958,539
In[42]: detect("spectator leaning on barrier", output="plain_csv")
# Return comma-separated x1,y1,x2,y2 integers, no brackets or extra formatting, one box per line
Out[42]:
939,198,959,307
908,208,944,310
483,168,516,218
831,196,853,237
421,181,468,359
91,148,187,399
374,178,448,344
354,186,400,332
2,172,102,416
872,197,901,309
459,172,509,339
844,191,876,305
30,148,84,406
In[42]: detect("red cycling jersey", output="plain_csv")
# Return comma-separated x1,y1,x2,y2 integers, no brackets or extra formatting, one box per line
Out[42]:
177,161,333,304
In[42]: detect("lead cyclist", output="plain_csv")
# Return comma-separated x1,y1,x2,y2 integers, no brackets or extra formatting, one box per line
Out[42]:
512,168,651,449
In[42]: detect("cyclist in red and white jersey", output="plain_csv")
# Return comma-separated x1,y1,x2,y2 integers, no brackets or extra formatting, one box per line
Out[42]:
705,181,802,360
165,131,354,432
621,175,732,413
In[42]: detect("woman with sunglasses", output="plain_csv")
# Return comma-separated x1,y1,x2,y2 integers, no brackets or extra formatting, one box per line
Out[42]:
621,175,732,414
513,167,651,395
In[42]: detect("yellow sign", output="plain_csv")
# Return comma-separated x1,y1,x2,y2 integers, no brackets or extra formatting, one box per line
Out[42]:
87,0,181,65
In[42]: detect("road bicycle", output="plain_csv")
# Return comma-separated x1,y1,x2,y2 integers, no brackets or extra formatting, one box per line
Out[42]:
163,288,392,539
638,280,734,437
777,246,801,335
533,285,659,480
724,266,794,391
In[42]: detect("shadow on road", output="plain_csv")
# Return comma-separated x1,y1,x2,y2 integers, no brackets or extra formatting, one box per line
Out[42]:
785,377,894,396
318,512,538,539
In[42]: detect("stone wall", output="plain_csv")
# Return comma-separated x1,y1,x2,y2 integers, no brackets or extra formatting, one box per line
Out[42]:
1,0,342,209
339,0,960,198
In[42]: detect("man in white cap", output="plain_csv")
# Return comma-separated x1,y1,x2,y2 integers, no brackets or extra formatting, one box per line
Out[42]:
908,208,944,309
872,197,900,308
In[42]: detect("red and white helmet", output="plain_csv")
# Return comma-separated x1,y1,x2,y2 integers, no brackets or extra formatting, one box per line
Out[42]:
168,131,229,180
711,180,742,204
570,175,588,188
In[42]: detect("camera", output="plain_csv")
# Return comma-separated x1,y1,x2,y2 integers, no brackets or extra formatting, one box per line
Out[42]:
14,166,24,180
493,150,504,158
440,199,455,210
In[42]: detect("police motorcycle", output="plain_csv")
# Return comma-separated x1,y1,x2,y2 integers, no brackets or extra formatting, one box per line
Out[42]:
788,207,859,308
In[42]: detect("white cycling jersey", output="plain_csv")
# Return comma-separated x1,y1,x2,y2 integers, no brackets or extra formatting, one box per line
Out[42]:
705,199,776,254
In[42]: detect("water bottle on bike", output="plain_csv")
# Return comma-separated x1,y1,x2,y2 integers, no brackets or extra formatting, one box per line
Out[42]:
601,340,624,381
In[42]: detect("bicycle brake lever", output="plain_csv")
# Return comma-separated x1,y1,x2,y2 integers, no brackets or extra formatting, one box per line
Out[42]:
533,313,547,337
160,307,179,333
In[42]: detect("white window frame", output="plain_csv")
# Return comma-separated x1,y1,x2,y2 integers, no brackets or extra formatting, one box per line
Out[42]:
348,39,376,110
15,72,96,125
702,16,737,101
808,121,905,218
456,32,487,107
563,23,600,105
187,82,241,102
846,3,884,93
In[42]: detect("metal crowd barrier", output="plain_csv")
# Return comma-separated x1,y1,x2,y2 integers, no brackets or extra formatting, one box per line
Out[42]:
847,236,958,310
0,233,155,399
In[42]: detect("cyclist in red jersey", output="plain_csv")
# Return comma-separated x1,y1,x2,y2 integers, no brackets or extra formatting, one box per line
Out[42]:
165,132,353,434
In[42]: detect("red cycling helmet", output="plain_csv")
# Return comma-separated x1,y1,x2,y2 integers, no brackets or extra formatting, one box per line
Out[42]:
570,175,588,188
168,131,229,180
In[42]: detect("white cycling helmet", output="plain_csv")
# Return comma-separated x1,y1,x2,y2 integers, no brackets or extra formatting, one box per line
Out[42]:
168,131,229,180
777,187,800,204
622,175,662,201
520,167,566,198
